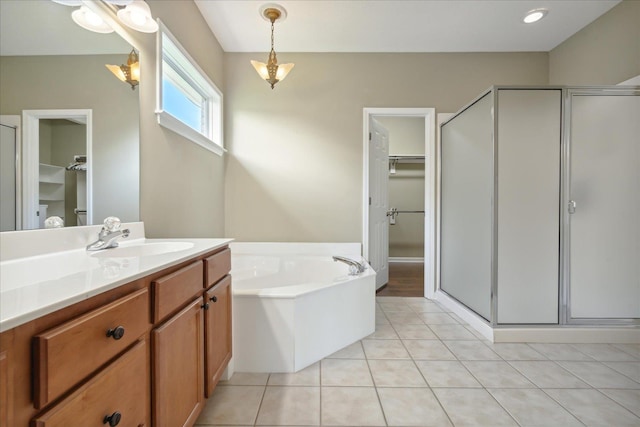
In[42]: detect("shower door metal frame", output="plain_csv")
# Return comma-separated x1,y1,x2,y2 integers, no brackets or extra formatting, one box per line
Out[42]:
561,86,640,326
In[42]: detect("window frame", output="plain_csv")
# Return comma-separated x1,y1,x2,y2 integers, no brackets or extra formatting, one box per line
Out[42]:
156,20,224,156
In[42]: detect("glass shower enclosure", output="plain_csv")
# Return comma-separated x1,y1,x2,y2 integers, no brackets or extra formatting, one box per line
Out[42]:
439,86,639,326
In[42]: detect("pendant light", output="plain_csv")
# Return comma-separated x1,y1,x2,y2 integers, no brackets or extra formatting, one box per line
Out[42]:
251,4,294,89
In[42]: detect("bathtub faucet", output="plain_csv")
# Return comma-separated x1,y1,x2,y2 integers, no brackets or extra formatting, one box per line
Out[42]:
332,255,367,275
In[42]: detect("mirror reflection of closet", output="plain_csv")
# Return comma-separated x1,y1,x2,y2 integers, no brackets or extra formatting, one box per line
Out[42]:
38,119,87,228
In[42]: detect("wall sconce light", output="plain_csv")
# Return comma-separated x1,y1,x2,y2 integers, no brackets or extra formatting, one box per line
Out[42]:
106,49,140,90
71,5,114,33
117,0,158,33
251,4,294,89
53,0,157,34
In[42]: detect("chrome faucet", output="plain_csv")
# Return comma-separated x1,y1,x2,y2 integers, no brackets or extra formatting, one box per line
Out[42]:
86,217,130,251
332,255,367,276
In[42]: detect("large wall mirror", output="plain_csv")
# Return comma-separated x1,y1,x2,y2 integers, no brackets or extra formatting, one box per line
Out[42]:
0,0,140,231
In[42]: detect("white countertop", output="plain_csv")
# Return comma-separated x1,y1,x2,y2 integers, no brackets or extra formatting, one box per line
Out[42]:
0,233,232,332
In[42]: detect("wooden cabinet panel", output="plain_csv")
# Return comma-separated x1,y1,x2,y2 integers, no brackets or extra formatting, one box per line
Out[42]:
204,275,232,397
152,298,204,427
152,261,203,323
0,349,12,427
204,248,231,289
32,339,149,427
33,288,150,409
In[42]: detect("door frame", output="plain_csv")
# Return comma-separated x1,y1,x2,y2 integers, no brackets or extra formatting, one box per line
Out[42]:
0,115,22,230
22,109,93,229
362,107,436,298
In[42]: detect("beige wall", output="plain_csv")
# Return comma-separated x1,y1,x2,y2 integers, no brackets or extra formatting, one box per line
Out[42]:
224,52,548,242
549,0,640,85
377,117,425,258
0,54,139,224
378,117,425,155
133,0,226,238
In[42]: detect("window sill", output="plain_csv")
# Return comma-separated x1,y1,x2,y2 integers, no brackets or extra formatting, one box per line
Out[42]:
156,110,225,156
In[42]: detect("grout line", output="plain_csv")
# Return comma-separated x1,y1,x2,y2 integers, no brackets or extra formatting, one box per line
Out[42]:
537,388,590,427
252,375,269,426
363,342,389,426
601,361,640,385
318,359,322,426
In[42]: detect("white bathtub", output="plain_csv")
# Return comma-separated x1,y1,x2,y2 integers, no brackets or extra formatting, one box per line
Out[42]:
231,243,376,373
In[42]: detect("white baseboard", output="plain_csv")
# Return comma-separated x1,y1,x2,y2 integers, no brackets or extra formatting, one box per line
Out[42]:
389,257,424,263
493,327,640,344
433,290,639,344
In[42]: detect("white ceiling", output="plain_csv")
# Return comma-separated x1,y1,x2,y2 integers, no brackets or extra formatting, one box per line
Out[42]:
0,0,130,56
194,0,620,53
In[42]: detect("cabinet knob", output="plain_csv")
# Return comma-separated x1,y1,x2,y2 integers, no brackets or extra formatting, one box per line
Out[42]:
201,303,210,310
209,296,218,303
103,411,122,426
106,326,125,340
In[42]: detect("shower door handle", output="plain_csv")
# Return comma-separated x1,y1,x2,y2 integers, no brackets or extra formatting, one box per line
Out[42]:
568,200,577,214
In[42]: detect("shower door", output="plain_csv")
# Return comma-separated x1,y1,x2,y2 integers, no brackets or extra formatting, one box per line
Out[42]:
566,89,640,322
440,92,493,321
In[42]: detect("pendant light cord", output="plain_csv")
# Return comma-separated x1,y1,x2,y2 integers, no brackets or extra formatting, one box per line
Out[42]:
270,20,275,53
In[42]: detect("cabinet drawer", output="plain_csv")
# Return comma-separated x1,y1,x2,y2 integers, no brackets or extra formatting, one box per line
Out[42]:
204,248,231,288
153,261,203,323
32,340,149,427
33,288,149,409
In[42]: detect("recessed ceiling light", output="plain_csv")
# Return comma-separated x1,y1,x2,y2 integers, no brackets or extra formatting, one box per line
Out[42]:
523,8,548,24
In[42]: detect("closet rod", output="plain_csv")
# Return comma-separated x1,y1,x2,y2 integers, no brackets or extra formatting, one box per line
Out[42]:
389,156,425,160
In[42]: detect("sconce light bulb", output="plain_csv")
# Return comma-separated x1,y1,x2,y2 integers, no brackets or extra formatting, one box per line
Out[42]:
85,9,104,27
130,10,147,26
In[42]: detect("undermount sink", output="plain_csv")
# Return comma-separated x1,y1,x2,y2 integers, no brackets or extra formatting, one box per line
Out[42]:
90,242,195,258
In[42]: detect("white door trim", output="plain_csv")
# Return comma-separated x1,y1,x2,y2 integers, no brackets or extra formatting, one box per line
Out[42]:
22,109,93,229
363,107,436,298
0,115,22,230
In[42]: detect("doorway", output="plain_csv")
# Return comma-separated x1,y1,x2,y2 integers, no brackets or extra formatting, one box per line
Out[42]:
22,109,92,229
362,108,436,298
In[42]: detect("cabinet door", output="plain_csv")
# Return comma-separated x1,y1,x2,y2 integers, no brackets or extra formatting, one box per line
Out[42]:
204,276,232,397
153,298,204,427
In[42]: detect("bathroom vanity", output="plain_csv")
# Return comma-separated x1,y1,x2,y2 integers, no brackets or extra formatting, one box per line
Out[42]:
0,224,232,427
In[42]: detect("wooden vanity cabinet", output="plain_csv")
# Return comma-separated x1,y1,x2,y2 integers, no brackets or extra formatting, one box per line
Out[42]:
0,244,232,427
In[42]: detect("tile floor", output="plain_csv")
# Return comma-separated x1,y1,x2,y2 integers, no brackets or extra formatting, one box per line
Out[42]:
195,296,640,426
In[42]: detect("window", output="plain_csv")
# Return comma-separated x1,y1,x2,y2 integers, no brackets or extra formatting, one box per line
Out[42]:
156,21,223,155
